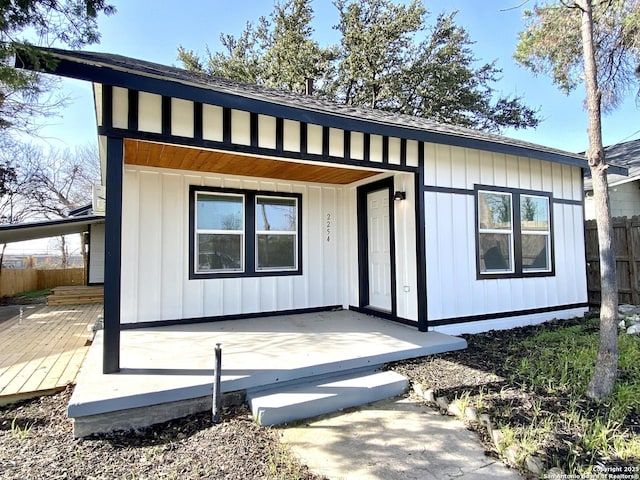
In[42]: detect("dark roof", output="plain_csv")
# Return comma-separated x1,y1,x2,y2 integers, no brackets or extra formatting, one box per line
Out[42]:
583,138,640,189
68,203,93,216
20,47,627,174
0,216,104,243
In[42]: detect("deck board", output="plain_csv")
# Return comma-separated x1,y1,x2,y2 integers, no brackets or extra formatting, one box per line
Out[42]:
0,304,101,405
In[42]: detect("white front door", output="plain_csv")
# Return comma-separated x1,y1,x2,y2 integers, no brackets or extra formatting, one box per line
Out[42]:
367,189,392,311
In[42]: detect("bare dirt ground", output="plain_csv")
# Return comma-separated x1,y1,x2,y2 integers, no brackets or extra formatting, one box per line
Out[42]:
2,315,637,478
0,388,324,480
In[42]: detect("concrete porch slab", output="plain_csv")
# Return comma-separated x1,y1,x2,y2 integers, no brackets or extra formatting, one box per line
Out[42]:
69,310,466,434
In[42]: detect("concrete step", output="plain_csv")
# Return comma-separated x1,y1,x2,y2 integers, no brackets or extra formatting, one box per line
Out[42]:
247,369,408,426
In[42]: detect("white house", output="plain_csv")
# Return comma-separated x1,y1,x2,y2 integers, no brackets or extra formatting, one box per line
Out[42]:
584,138,640,219
18,47,621,374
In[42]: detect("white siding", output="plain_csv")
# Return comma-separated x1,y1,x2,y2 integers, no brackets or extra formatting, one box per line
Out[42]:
120,165,350,324
202,105,223,142
94,83,103,127
351,132,365,160
425,143,585,200
585,181,640,220
370,135,383,163
112,86,128,129
329,128,344,157
389,137,401,165
307,124,323,155
258,115,276,150
394,173,418,321
88,223,105,284
283,120,300,152
424,144,588,328
406,140,419,167
138,92,162,133
231,110,251,146
171,98,194,138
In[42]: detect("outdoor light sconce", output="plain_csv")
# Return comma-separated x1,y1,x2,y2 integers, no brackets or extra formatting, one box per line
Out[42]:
393,191,406,201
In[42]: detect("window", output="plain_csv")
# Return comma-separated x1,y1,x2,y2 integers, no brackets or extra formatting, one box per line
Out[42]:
256,196,298,270
478,191,514,273
520,195,551,272
196,193,244,273
476,186,553,278
190,186,302,279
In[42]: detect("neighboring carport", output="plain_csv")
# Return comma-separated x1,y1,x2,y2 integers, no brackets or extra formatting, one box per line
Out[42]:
0,215,106,297
0,216,104,244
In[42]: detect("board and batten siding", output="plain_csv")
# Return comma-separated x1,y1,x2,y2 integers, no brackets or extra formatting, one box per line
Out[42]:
343,173,419,323
423,144,587,333
120,165,348,324
88,223,105,284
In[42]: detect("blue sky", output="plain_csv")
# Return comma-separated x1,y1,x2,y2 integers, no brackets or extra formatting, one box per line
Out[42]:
31,0,640,154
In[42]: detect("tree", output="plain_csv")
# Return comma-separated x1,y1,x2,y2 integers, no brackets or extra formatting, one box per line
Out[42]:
0,162,16,196
394,11,539,131
515,0,640,400
22,144,100,220
329,1,539,131
0,0,116,134
0,142,34,273
0,142,100,270
178,0,334,94
327,0,425,109
180,0,540,133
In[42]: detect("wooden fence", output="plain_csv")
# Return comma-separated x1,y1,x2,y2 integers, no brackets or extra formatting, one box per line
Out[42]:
585,216,640,305
0,268,85,297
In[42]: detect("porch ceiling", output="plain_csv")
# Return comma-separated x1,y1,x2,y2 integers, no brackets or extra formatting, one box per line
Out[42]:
123,139,380,185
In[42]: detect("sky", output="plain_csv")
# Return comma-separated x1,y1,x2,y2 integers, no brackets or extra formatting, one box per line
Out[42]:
31,0,640,154
7,0,640,254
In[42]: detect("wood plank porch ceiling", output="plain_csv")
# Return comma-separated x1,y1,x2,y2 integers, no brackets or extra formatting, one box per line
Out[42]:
124,139,380,185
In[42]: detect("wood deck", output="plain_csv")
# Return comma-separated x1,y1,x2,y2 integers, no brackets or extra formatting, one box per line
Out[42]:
0,304,101,405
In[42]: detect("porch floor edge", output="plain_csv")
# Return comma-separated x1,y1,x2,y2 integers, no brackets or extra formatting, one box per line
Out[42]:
68,310,466,429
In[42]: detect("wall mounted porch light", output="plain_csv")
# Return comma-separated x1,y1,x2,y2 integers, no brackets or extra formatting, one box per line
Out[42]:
393,191,406,201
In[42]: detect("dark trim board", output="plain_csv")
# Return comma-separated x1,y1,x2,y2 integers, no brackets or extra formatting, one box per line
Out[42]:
415,159,428,332
552,198,583,206
424,185,474,196
103,137,123,374
424,184,585,208
28,51,615,173
348,305,418,328
121,305,342,330
98,126,419,174
428,303,589,327
357,177,398,318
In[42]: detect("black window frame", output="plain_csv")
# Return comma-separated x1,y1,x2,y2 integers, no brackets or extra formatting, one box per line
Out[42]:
189,185,303,279
475,184,555,280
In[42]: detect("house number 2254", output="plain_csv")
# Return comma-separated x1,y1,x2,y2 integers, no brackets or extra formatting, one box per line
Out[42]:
326,213,331,242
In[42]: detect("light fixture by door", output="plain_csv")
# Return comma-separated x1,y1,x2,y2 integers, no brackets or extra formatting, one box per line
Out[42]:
393,191,406,201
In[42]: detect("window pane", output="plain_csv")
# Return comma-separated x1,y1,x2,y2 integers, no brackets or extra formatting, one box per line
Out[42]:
478,192,512,230
257,234,295,269
197,194,243,231
256,197,296,231
521,196,549,231
522,234,549,271
198,233,242,271
479,233,512,272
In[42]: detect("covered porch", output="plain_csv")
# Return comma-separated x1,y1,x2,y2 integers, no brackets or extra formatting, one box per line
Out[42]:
69,309,466,437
